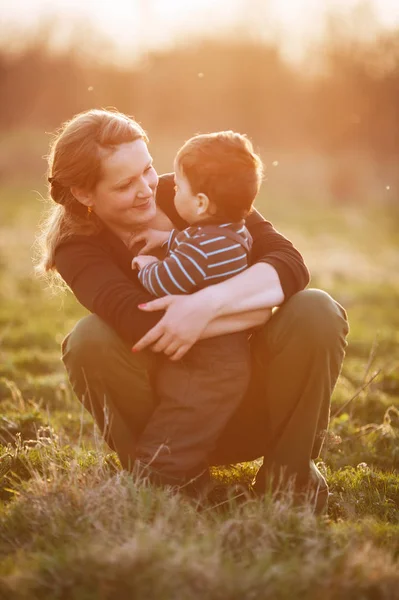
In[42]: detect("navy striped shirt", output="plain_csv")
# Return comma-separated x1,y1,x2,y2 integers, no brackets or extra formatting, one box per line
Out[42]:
138,221,253,297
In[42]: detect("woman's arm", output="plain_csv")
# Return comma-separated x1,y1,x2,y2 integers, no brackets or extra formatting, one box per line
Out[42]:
132,267,275,359
198,261,284,318
133,293,273,360
245,209,310,300
54,236,163,345
202,307,273,338
132,277,276,359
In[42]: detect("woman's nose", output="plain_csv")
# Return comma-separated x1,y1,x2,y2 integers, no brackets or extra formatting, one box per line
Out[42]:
136,176,153,197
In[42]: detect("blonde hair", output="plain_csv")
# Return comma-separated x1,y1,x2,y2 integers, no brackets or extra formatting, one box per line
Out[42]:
176,131,263,221
36,109,148,274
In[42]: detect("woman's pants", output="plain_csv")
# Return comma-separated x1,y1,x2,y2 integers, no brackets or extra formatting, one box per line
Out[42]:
61,289,349,492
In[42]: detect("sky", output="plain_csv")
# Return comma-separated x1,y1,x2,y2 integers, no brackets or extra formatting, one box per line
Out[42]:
2,0,399,61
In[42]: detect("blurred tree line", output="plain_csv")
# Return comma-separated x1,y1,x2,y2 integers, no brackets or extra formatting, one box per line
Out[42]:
0,20,398,209
1,24,398,155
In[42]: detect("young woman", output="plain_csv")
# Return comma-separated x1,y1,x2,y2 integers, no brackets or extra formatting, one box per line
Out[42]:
38,108,349,512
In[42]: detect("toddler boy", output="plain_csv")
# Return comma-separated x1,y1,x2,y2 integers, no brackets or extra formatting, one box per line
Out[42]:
132,131,263,489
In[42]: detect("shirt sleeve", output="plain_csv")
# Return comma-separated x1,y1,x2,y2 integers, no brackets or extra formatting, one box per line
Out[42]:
138,231,207,297
245,207,310,300
55,237,163,345
166,229,180,252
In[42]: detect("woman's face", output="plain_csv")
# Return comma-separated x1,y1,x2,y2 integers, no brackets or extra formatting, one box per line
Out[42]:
90,139,158,231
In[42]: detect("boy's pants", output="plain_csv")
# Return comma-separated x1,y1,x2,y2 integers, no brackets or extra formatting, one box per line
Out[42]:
136,333,251,485
61,289,349,492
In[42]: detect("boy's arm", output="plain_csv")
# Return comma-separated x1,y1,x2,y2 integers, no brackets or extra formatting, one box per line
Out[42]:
138,232,208,297
165,229,180,252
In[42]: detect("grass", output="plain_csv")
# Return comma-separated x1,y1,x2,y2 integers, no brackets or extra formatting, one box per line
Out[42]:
0,171,398,599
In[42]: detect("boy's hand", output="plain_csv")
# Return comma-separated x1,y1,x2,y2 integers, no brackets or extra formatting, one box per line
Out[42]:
128,228,170,255
132,255,159,271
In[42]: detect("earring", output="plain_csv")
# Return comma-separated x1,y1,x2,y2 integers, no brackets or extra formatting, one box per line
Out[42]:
87,206,93,216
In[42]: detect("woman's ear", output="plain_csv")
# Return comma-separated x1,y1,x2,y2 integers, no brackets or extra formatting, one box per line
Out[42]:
70,186,94,208
196,193,210,216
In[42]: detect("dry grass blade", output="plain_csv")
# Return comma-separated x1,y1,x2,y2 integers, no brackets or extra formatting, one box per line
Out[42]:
332,370,381,419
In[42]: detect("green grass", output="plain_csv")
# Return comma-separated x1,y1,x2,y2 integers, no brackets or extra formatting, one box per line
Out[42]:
0,175,398,599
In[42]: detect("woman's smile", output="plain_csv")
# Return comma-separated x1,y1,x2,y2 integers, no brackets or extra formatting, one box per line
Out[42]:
134,198,153,211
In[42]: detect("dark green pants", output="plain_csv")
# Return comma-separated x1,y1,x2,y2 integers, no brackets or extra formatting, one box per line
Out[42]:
62,289,349,491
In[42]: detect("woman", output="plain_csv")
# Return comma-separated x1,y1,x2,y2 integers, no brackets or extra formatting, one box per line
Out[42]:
38,109,349,511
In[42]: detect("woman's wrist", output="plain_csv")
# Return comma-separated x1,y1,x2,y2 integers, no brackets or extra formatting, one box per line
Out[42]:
196,284,226,318
201,307,273,339
197,262,284,319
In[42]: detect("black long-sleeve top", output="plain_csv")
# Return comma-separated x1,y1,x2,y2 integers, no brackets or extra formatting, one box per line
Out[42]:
55,174,310,345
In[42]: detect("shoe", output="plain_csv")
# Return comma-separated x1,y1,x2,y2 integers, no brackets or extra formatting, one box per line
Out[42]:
252,460,330,516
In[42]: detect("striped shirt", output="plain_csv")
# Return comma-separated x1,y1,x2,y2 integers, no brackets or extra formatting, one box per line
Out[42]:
138,221,253,297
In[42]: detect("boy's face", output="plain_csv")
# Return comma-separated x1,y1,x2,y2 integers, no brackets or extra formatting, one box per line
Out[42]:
173,160,208,224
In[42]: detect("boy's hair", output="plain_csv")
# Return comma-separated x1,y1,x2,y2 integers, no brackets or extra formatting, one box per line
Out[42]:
176,131,264,221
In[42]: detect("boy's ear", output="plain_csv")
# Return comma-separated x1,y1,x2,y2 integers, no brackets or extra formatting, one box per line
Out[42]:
196,193,210,215
70,186,94,208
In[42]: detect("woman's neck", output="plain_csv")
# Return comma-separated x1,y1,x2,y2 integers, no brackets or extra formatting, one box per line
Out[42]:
105,223,137,247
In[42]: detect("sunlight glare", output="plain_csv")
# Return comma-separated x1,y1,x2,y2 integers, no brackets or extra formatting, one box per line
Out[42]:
2,0,399,58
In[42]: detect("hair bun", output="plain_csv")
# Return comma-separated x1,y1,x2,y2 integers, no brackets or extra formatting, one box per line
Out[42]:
48,177,66,205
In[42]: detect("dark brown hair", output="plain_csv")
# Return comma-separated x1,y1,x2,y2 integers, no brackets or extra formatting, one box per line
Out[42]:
176,131,263,221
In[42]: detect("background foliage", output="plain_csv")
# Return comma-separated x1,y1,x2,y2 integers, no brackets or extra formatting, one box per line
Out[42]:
0,12,398,599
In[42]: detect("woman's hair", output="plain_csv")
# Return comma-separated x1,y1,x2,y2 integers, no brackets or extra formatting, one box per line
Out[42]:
36,109,148,274
176,131,264,221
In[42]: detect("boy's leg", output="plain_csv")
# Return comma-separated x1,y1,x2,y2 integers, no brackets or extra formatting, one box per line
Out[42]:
210,289,349,493
136,334,251,486
62,314,157,470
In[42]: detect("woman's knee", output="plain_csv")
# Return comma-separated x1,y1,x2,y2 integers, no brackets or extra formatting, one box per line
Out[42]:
62,314,156,376
288,288,349,342
62,314,119,366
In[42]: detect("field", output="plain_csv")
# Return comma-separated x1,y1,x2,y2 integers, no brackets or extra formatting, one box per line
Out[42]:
0,157,399,599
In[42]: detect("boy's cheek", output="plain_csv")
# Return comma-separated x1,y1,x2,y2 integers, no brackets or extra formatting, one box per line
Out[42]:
173,194,182,213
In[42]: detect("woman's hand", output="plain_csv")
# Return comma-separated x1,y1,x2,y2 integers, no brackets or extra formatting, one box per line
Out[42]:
127,228,170,255
132,293,217,360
